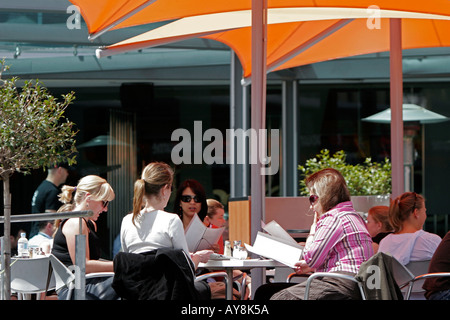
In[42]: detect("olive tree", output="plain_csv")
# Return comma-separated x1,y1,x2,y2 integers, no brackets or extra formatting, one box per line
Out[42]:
0,62,77,299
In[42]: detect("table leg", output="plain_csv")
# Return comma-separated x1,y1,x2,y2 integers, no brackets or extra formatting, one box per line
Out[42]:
226,268,233,300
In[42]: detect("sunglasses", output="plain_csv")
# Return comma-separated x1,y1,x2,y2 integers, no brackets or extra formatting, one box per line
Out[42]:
102,200,109,208
309,195,319,205
181,195,201,203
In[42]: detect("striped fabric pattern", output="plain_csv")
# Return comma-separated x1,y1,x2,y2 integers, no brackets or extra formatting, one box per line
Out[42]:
302,201,374,273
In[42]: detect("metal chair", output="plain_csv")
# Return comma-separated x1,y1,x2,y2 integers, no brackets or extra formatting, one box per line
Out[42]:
288,253,409,300
299,256,426,300
392,259,450,300
10,256,55,300
405,272,450,299
285,271,366,300
231,271,250,300
303,272,367,300
285,255,445,300
401,260,430,300
390,258,430,300
286,272,312,283
49,254,114,300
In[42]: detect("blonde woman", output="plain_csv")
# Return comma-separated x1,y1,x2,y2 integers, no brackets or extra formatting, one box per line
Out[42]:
52,175,117,300
205,199,226,229
204,199,226,254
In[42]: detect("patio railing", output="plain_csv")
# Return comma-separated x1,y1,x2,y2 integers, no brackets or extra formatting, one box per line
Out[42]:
0,210,93,300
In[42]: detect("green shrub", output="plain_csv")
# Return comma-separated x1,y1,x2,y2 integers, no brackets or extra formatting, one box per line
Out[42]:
298,149,391,196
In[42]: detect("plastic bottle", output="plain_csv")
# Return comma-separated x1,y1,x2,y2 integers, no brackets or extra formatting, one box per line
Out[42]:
233,240,242,259
17,232,29,258
224,240,232,257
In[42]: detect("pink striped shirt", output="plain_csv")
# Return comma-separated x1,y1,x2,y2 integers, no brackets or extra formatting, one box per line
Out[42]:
302,201,374,274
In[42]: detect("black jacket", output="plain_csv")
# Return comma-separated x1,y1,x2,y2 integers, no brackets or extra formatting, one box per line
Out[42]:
112,248,209,300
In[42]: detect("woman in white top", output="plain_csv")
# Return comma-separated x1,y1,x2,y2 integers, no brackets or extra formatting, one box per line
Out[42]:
120,162,211,268
119,162,232,299
379,192,441,265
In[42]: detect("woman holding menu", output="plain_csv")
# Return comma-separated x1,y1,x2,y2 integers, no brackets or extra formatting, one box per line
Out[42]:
270,168,373,300
172,179,223,252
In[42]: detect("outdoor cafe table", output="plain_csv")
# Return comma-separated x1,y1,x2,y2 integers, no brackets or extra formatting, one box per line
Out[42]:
198,258,286,300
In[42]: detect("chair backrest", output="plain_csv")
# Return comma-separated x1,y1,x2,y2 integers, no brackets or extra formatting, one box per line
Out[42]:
390,257,415,289
390,257,430,299
10,256,55,294
49,254,76,291
405,260,430,277
405,260,430,293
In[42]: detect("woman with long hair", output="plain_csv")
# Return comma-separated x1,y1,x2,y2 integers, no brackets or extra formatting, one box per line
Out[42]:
119,162,229,299
378,192,441,265
170,179,241,298
52,175,117,300
120,162,211,267
270,168,374,300
172,179,208,230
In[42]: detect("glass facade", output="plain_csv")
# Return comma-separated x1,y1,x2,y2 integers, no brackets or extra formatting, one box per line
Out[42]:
3,80,449,258
296,82,449,237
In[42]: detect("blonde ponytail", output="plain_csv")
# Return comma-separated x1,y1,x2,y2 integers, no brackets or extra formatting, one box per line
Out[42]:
132,179,146,225
131,162,174,226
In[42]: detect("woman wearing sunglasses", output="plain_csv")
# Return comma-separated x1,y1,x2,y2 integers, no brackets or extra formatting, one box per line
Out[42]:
172,179,242,299
173,180,223,253
173,179,208,230
270,168,374,300
52,175,118,300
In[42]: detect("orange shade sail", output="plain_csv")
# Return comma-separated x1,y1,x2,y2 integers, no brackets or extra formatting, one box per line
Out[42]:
206,17,450,80
70,0,450,38
93,6,450,80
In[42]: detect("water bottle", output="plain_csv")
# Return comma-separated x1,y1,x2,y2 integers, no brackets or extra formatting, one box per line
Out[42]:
233,240,241,259
224,240,232,257
17,232,29,258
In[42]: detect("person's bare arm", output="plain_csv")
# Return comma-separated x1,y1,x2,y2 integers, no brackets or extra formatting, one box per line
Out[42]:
62,218,113,273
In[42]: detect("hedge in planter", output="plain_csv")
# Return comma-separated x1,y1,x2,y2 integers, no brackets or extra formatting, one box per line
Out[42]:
298,149,391,196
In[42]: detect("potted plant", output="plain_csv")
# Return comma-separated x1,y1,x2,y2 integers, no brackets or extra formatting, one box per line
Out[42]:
0,61,78,299
298,149,391,213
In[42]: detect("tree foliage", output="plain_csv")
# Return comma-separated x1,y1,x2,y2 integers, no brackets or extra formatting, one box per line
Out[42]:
298,149,392,196
1,60,78,299
0,61,78,180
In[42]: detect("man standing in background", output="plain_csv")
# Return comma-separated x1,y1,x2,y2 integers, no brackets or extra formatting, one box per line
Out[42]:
30,164,69,237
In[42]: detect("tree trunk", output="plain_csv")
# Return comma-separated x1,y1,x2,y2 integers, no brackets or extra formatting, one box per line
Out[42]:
2,178,11,300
